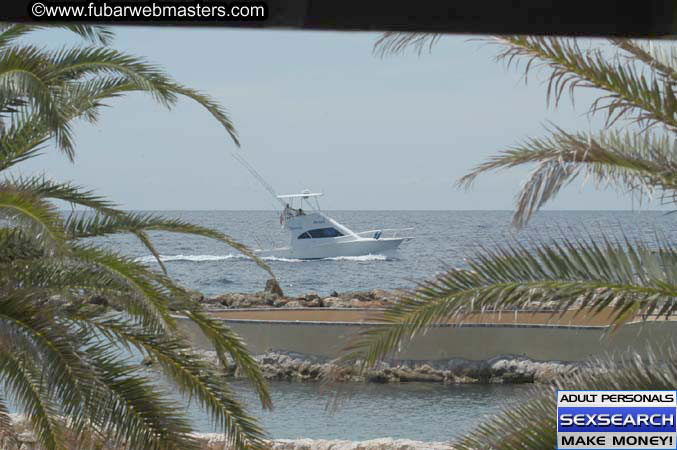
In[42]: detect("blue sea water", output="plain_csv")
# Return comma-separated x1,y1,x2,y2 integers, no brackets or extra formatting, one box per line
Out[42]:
91,210,676,297
189,380,532,442
87,210,674,441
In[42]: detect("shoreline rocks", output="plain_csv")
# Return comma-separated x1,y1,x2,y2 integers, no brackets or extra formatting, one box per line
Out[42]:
201,283,403,310
201,437,455,450
197,350,579,385
7,415,453,450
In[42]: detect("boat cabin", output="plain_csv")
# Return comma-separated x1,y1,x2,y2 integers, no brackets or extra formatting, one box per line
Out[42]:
277,190,355,243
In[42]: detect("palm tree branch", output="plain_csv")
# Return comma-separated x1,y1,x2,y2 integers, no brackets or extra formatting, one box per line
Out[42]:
0,348,63,450
490,36,677,131
458,126,677,227
70,245,177,332
65,212,273,278
183,310,273,410
84,317,268,449
334,238,677,372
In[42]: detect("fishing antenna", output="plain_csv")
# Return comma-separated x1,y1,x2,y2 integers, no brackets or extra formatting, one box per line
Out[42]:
231,151,286,207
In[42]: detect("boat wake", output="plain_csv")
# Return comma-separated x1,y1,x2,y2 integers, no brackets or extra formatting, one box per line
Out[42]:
134,254,390,263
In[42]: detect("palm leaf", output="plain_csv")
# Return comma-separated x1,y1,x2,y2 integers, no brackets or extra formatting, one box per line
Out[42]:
335,237,677,372
456,347,676,449
0,349,63,450
65,211,273,278
458,125,677,227
86,316,268,449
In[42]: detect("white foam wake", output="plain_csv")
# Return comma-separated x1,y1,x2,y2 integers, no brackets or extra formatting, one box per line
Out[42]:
135,253,389,263
324,254,388,261
134,254,241,263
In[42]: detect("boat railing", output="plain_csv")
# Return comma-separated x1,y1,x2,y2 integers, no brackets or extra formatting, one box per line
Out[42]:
354,228,414,239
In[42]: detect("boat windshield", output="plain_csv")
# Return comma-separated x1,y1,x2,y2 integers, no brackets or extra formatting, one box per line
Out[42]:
298,227,344,239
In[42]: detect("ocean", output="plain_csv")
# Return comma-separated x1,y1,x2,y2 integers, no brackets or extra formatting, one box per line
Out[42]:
89,210,674,441
92,210,675,297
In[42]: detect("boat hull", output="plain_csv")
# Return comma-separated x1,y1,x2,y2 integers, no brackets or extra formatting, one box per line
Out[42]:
256,237,405,259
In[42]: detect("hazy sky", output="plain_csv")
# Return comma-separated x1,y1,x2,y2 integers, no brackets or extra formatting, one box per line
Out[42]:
15,27,661,210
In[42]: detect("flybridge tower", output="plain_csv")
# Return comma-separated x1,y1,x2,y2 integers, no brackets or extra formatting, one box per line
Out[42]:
230,152,412,259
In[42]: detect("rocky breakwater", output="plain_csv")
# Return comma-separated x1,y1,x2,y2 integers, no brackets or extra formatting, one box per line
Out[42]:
198,350,579,385
199,279,400,310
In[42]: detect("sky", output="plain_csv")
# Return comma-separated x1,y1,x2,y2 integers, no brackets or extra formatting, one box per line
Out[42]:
14,27,663,210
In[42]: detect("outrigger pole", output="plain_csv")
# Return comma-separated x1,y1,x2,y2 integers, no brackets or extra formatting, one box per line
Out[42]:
231,151,286,208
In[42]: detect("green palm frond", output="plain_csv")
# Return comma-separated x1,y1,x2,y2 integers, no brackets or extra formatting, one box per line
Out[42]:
84,343,202,450
184,309,273,410
0,394,17,449
5,175,118,212
336,237,677,372
458,126,677,227
488,36,677,131
367,29,677,450
373,32,441,57
0,187,66,254
0,23,113,48
70,245,178,332
64,211,273,277
456,347,676,449
0,24,271,449
87,317,268,449
158,82,240,146
0,295,103,427
611,39,677,86
0,349,63,450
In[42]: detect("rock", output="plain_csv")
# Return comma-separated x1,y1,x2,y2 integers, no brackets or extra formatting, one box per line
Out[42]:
285,300,303,308
263,292,278,305
397,369,444,383
323,297,351,308
264,278,284,297
370,288,391,300
303,291,320,301
273,298,289,308
201,296,225,306
302,297,323,308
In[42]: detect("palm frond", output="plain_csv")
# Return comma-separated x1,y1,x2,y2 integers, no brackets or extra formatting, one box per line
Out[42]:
0,187,66,254
65,212,273,277
161,83,240,146
0,23,113,48
0,394,17,449
456,347,676,449
87,317,268,449
5,175,118,212
0,22,273,450
0,349,62,450
70,245,179,330
335,237,677,372
458,126,677,227
611,39,677,86
488,36,677,131
84,343,202,450
184,310,273,410
373,32,441,57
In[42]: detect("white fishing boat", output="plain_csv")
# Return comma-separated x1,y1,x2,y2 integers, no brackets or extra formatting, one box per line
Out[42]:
231,152,412,259
257,190,412,259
